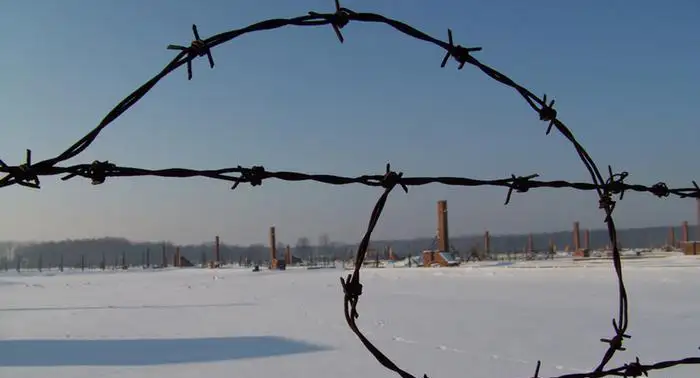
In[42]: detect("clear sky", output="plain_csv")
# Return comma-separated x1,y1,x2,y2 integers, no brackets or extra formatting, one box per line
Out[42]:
1,0,698,246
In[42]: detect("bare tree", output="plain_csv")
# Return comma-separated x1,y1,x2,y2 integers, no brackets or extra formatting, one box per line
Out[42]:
296,237,312,261
276,242,286,256
318,233,331,257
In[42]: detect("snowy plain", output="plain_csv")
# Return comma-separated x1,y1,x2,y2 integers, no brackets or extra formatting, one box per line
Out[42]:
1,257,699,378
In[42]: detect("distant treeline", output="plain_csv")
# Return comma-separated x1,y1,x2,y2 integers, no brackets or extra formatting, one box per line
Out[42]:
0,225,694,270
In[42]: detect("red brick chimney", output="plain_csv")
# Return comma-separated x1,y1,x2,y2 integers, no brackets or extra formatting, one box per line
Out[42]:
214,236,220,263
285,245,291,265
682,221,689,243
437,200,449,252
573,221,581,251
668,227,676,247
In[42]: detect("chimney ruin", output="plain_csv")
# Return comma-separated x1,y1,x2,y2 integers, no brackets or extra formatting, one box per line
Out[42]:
269,226,277,262
285,245,291,265
573,221,581,251
437,200,449,252
668,227,676,248
527,233,534,253
484,231,491,254
682,221,689,243
214,236,221,263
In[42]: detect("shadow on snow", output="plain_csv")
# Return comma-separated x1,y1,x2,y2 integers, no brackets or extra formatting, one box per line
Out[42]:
0,336,332,367
0,302,253,312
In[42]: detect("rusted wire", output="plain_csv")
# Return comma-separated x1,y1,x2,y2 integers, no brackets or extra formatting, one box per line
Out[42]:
1,160,699,200
1,1,698,377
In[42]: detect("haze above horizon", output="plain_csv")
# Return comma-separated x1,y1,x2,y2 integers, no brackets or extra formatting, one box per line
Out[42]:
1,0,698,246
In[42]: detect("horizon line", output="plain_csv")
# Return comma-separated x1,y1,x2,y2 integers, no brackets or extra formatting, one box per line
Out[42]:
1,222,690,247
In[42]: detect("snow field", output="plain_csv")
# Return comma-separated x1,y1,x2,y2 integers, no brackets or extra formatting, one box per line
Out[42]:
1,259,699,378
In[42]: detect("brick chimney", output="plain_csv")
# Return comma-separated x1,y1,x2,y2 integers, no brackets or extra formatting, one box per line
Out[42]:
668,227,676,247
573,221,580,251
285,245,291,265
437,200,449,252
682,221,689,243
214,236,220,263
527,233,533,253
269,226,277,262
484,231,490,254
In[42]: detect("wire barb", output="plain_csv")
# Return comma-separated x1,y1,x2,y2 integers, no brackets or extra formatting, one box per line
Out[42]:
382,163,408,193
540,94,558,135
649,182,670,198
440,28,482,69
504,173,539,205
167,24,215,80
309,0,350,43
623,357,649,377
231,165,266,190
600,318,632,353
0,149,41,189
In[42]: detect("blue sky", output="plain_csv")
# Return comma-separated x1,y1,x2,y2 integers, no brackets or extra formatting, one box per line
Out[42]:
1,0,698,246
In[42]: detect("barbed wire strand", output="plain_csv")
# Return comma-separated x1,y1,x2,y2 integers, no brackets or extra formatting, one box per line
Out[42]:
1,1,698,377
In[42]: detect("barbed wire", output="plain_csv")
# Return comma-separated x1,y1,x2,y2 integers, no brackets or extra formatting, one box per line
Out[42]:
2,159,699,203
1,1,698,377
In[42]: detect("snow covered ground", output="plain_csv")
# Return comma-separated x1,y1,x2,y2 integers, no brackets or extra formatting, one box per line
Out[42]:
1,257,699,378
